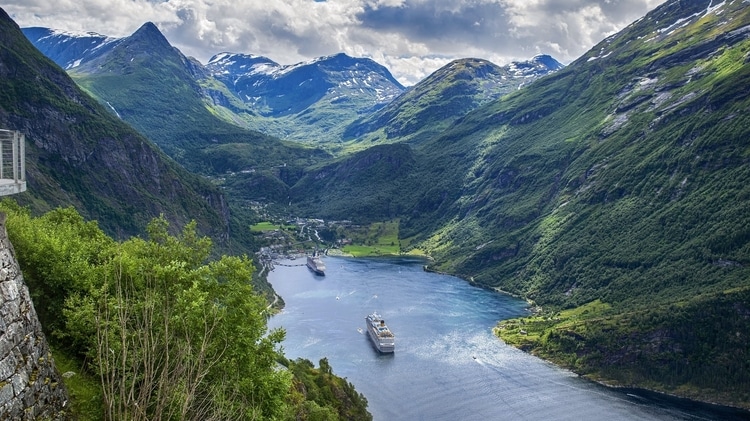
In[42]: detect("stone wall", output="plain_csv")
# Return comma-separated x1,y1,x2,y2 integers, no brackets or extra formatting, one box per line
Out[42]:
0,213,68,420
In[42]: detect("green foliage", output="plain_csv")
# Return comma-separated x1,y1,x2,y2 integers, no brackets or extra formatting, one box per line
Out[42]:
497,289,750,408
2,204,371,420
66,217,291,420
282,357,372,421
1,201,114,339
341,220,402,257
49,346,104,421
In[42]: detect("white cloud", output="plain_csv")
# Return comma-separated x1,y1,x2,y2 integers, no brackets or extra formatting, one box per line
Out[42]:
5,0,667,85
383,55,454,86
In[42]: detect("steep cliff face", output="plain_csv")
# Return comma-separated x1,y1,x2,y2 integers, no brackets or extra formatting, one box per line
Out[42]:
0,7,230,241
0,213,68,420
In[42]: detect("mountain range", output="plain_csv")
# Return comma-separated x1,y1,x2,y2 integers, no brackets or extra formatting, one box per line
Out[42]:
342,55,563,143
23,25,562,144
10,0,750,410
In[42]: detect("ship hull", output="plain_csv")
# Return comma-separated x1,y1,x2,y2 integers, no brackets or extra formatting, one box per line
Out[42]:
365,313,395,353
307,256,326,275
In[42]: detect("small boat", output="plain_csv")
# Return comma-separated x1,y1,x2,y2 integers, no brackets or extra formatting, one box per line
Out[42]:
306,250,326,275
365,312,395,353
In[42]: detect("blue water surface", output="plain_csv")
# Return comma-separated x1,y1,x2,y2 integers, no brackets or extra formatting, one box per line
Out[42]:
267,256,749,421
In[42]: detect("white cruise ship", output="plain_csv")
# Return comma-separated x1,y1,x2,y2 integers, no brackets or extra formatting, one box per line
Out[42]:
365,312,395,353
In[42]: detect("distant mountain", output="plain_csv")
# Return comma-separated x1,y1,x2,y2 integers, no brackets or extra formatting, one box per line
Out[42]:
343,55,563,143
206,51,404,117
203,52,406,142
0,10,228,240
23,27,407,144
22,23,561,147
21,27,122,70
35,22,331,176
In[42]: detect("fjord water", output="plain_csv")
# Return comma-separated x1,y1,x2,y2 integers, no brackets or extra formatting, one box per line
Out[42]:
267,257,747,421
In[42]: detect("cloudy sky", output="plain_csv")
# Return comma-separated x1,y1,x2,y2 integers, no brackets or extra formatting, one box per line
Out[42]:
7,0,667,85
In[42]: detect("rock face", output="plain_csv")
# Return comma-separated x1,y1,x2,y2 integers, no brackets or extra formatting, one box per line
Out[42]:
3,9,231,243
0,213,68,420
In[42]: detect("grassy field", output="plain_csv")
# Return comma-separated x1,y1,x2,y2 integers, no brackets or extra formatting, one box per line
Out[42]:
250,221,297,232
51,347,103,421
496,300,612,350
341,220,401,257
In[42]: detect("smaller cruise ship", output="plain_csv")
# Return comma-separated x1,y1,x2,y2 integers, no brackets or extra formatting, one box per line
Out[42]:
306,251,326,275
365,312,395,353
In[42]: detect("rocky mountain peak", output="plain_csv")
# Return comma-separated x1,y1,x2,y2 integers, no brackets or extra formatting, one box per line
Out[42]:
121,21,176,57
529,54,564,71
131,22,163,40
206,52,280,76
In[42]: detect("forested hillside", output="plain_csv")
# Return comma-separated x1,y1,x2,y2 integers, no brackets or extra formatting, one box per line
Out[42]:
411,0,750,407
0,9,227,240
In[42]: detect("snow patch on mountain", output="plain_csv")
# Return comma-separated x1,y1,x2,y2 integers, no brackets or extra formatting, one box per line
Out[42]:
23,27,122,69
649,0,729,42
507,55,564,77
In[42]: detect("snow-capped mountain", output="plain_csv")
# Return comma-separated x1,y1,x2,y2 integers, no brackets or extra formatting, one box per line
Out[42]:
510,54,565,75
22,22,559,144
21,27,122,70
206,52,280,77
205,51,405,118
23,25,407,142
343,55,564,142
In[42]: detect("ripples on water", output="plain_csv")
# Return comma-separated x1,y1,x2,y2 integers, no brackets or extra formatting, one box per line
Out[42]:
267,256,749,421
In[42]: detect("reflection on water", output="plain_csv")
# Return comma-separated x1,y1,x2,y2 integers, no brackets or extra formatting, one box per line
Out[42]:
267,256,749,421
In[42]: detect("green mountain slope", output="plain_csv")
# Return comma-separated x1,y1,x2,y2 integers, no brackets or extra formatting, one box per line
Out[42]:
343,56,562,144
429,0,750,301
69,22,329,176
290,143,419,220
0,9,228,240
405,0,750,406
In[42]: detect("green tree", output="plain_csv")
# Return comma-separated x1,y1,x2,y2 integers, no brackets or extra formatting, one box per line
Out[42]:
0,202,371,420
1,201,113,343
60,215,291,420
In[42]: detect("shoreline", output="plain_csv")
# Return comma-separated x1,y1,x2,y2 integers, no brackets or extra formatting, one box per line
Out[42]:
270,252,750,415
596,382,750,416
494,330,750,415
